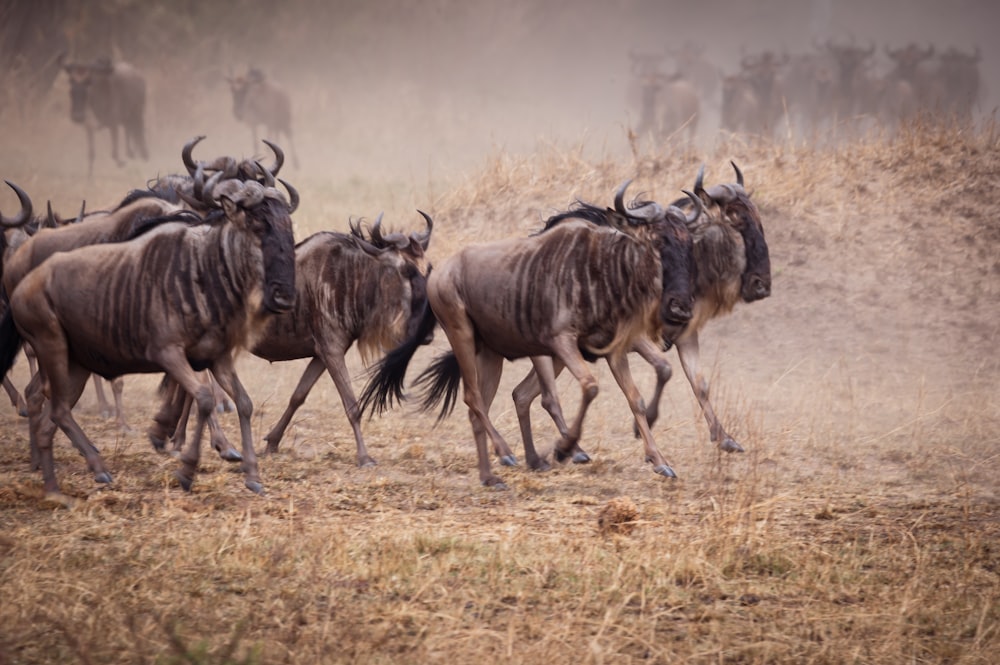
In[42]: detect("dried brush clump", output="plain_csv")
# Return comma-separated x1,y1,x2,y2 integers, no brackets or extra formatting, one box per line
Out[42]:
597,496,639,536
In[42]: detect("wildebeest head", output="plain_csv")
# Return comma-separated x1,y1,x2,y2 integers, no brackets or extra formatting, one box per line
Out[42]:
63,59,112,124
203,170,298,314
613,180,698,330
691,162,771,303
350,210,434,345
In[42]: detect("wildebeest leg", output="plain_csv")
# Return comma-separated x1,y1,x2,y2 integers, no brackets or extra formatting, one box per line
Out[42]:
263,356,325,455
511,356,584,470
465,347,514,482
3,376,27,417
38,361,114,493
208,356,262,494
283,130,301,169
108,124,124,166
108,377,130,431
319,345,377,467
674,333,744,453
631,337,673,437
25,343,37,376
91,375,112,419
148,379,185,452
24,371,46,470
605,351,676,478
85,125,96,176
547,338,600,465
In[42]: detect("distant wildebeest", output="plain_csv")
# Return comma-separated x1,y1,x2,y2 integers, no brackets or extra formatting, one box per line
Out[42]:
0,174,298,500
227,68,299,168
361,181,699,487
514,163,771,465
627,51,700,143
722,51,787,137
61,56,148,175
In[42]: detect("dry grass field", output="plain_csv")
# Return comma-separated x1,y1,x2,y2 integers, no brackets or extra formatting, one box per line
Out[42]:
1,119,998,664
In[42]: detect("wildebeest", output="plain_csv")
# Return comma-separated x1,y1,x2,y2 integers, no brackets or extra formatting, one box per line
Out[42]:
0,181,34,416
0,175,298,499
721,51,788,137
515,163,771,464
61,56,148,175
627,52,700,143
227,68,299,168
361,181,698,487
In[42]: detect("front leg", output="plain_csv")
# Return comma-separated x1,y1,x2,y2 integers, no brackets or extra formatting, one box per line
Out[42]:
605,351,675,478
210,355,263,494
674,333,744,453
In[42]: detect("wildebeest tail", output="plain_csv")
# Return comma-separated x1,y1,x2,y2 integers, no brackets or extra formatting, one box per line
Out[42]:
358,300,438,418
413,350,461,422
0,308,24,379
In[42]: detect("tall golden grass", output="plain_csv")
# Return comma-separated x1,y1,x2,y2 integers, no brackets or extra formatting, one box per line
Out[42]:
1,121,998,664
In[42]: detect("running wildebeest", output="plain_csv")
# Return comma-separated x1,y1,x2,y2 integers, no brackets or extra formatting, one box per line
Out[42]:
227,68,299,168
510,163,771,465
0,174,298,500
164,210,434,466
0,180,34,416
361,181,698,487
61,56,148,175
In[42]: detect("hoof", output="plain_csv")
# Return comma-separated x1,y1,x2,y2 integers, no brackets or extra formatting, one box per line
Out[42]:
94,471,113,484
553,448,571,464
149,435,167,453
720,438,745,453
218,448,243,463
174,470,194,492
571,451,591,464
358,458,377,468
499,454,519,467
653,464,677,479
528,459,552,472
245,480,265,495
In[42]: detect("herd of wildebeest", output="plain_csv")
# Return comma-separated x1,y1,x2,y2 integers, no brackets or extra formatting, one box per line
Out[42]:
0,44,787,502
631,39,984,140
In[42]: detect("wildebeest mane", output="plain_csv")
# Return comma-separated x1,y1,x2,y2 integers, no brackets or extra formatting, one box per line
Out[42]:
125,209,207,240
537,198,658,235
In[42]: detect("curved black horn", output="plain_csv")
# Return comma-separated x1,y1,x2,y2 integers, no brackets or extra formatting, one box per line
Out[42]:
680,190,703,225
277,178,299,214
694,164,707,196
201,170,225,208
1,180,33,228
614,179,633,215
182,135,206,176
415,210,433,251
74,200,86,224
370,212,386,245
730,161,744,188
45,201,57,228
262,139,284,176
254,160,275,188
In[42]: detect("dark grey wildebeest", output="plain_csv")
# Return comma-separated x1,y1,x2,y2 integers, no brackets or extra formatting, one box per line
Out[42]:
61,57,148,175
0,176,297,501
510,163,771,465
157,210,433,468
361,183,698,487
0,181,34,416
228,68,299,168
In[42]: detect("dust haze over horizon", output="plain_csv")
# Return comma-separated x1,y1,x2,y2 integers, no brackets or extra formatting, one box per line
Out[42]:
2,0,998,186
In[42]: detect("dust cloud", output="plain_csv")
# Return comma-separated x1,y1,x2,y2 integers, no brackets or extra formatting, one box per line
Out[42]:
2,0,997,183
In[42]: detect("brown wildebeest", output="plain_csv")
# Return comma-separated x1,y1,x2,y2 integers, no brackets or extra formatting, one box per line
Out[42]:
227,68,299,168
0,180,34,416
361,182,698,487
512,163,771,464
0,176,298,501
61,56,148,175
158,210,433,468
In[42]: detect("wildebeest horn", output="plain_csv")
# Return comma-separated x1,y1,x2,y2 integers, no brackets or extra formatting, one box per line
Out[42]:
262,140,284,176
370,212,387,244
693,164,707,197
731,161,744,188
680,190,703,225
415,210,433,251
74,200,86,224
45,201,57,228
614,179,633,216
1,180,32,228
201,170,225,207
182,135,206,176
277,178,299,213
254,160,275,188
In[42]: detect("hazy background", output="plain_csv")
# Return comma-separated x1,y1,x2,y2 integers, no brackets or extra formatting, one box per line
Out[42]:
2,0,997,187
